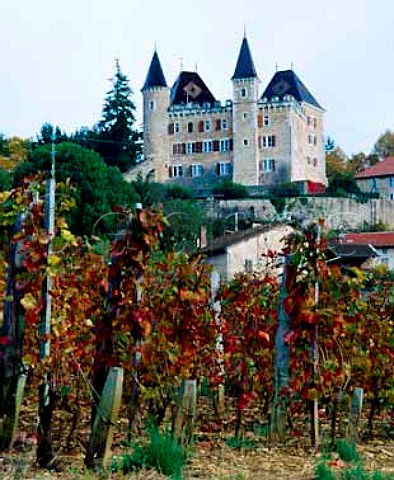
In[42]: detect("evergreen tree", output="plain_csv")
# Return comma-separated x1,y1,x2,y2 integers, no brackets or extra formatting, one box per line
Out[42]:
95,59,141,172
36,123,67,145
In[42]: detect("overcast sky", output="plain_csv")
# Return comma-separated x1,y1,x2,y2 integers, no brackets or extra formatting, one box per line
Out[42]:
0,0,392,156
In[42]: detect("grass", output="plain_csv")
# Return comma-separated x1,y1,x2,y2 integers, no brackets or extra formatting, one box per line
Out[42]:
112,422,187,479
315,438,394,480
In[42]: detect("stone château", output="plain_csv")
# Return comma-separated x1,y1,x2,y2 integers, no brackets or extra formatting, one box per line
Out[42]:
141,35,327,192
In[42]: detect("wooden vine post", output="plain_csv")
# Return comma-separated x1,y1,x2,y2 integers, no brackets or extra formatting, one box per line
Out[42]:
348,387,364,443
173,379,197,448
37,138,57,468
85,367,124,469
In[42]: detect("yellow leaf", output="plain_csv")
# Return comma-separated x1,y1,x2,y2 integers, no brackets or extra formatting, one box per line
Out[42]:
20,293,38,311
48,254,61,267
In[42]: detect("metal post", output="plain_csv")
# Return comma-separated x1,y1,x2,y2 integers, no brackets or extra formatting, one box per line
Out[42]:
272,255,290,438
37,131,56,467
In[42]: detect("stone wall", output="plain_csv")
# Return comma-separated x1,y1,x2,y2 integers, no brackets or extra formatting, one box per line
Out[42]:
215,197,394,230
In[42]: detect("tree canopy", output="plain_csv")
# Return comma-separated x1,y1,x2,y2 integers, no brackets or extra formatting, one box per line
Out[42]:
14,142,139,236
374,130,394,158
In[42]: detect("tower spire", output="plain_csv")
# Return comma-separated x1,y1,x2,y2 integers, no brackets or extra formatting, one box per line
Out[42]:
232,35,257,80
142,50,167,91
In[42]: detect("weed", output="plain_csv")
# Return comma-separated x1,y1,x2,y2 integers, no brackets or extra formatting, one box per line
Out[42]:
336,439,359,463
315,461,336,480
225,436,257,450
113,422,186,479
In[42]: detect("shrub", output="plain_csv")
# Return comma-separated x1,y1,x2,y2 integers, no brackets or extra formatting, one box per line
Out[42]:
212,180,249,199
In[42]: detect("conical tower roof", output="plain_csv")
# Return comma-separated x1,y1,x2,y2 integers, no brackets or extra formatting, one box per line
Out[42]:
142,50,167,91
232,36,258,80
261,70,322,109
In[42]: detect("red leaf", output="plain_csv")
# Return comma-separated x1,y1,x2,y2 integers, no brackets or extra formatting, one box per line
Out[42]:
0,336,10,346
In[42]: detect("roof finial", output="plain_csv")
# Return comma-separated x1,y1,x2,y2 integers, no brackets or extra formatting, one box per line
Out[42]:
291,61,294,71
244,23,247,38
275,62,278,72
154,41,157,52
195,62,198,72
179,56,183,72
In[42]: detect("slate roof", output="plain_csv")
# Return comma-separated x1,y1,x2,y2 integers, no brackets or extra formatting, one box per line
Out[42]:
328,242,378,259
232,36,258,80
343,231,394,247
261,70,322,109
170,71,216,106
142,51,167,91
355,156,394,179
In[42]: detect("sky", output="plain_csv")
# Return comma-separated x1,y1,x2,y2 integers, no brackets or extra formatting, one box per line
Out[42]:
0,0,393,156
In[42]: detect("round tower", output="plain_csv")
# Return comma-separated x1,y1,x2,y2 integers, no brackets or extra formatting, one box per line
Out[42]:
231,36,260,186
142,50,170,182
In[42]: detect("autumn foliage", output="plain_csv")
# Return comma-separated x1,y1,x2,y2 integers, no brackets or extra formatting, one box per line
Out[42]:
0,177,393,465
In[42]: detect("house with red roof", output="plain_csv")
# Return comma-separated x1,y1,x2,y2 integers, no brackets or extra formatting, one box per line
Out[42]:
355,156,394,199
343,231,394,269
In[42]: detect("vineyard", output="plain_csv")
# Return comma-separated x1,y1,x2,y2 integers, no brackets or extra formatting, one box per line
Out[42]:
0,177,393,479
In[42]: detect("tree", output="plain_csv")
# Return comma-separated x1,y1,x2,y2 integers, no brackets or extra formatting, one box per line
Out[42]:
0,136,30,172
36,123,67,145
373,130,394,158
94,59,141,172
13,142,139,236
325,145,361,196
0,168,11,191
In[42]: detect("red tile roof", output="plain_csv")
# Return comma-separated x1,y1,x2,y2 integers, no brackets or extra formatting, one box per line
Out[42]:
344,231,394,247
355,156,394,179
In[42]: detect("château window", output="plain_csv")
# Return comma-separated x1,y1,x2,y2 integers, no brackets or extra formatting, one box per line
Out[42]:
241,87,247,98
203,140,213,153
243,139,249,147
191,164,203,177
264,115,270,126
243,112,248,121
262,158,276,172
262,135,276,148
149,100,155,110
186,142,195,155
222,119,228,130
172,143,185,155
216,162,233,176
169,165,184,178
174,122,180,133
188,122,193,133
220,139,230,152
204,120,211,132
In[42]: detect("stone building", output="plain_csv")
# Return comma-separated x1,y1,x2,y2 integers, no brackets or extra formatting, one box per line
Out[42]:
141,36,327,191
